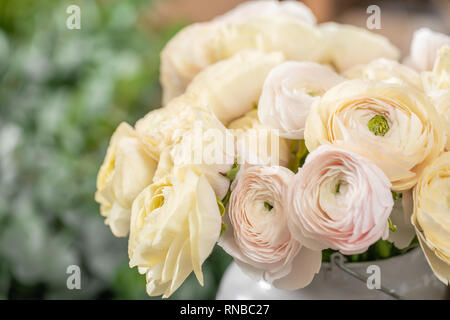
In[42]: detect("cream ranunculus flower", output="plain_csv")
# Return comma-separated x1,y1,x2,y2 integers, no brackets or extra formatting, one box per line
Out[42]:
304,79,445,191
422,45,450,92
422,45,450,150
160,3,323,104
228,109,291,167
407,28,450,72
258,61,344,139
95,122,157,237
412,152,450,285
213,15,325,65
344,58,423,91
319,22,400,72
136,94,235,200
185,50,284,124
160,24,217,105
219,165,321,290
153,125,235,200
128,169,222,297
135,94,225,160
215,0,316,25
288,145,394,254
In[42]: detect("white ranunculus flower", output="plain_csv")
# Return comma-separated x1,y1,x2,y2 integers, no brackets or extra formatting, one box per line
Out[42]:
153,127,234,200
319,22,400,72
421,45,450,150
95,123,157,237
219,165,321,290
135,95,226,160
407,28,450,72
422,45,450,92
213,15,325,65
288,145,394,254
214,0,316,25
128,169,222,297
428,90,450,151
160,24,217,105
160,1,319,104
258,61,345,139
185,50,284,124
305,79,445,191
228,109,291,167
412,152,450,285
344,58,423,91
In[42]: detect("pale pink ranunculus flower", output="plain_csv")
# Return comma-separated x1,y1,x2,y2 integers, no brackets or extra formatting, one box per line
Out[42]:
219,165,321,290
288,145,394,255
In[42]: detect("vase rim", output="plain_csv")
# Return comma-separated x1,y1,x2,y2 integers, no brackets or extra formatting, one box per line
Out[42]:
322,247,420,268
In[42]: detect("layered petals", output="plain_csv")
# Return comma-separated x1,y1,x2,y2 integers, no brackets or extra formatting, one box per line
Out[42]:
319,22,400,72
287,145,394,254
412,152,450,285
258,61,344,139
129,170,222,297
219,165,321,289
95,123,157,237
305,79,445,191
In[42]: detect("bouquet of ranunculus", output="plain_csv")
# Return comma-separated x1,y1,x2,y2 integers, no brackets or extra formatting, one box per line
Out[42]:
95,1,450,297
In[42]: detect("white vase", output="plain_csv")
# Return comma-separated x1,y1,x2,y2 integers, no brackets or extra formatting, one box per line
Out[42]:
216,248,448,300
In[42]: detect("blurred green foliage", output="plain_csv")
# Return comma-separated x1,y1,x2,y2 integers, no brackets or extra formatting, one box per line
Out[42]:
0,0,232,299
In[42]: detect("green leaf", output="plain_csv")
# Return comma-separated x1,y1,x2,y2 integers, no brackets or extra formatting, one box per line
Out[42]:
216,198,225,216
220,222,227,236
287,139,309,173
225,163,239,181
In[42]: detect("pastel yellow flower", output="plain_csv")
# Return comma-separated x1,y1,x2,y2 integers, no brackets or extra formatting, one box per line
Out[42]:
128,169,222,297
95,123,157,237
153,126,234,200
305,79,445,191
215,0,316,25
212,16,325,65
344,58,423,91
319,22,400,72
160,23,217,104
135,94,225,160
160,6,323,104
185,50,284,124
228,109,291,167
421,45,450,92
428,91,450,151
422,46,450,150
412,152,450,285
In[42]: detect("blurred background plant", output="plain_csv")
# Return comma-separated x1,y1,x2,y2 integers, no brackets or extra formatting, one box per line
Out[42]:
0,0,231,299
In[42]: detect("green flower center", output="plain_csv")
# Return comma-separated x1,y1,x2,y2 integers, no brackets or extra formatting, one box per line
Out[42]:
368,115,390,136
264,202,273,211
304,88,323,97
334,181,341,194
